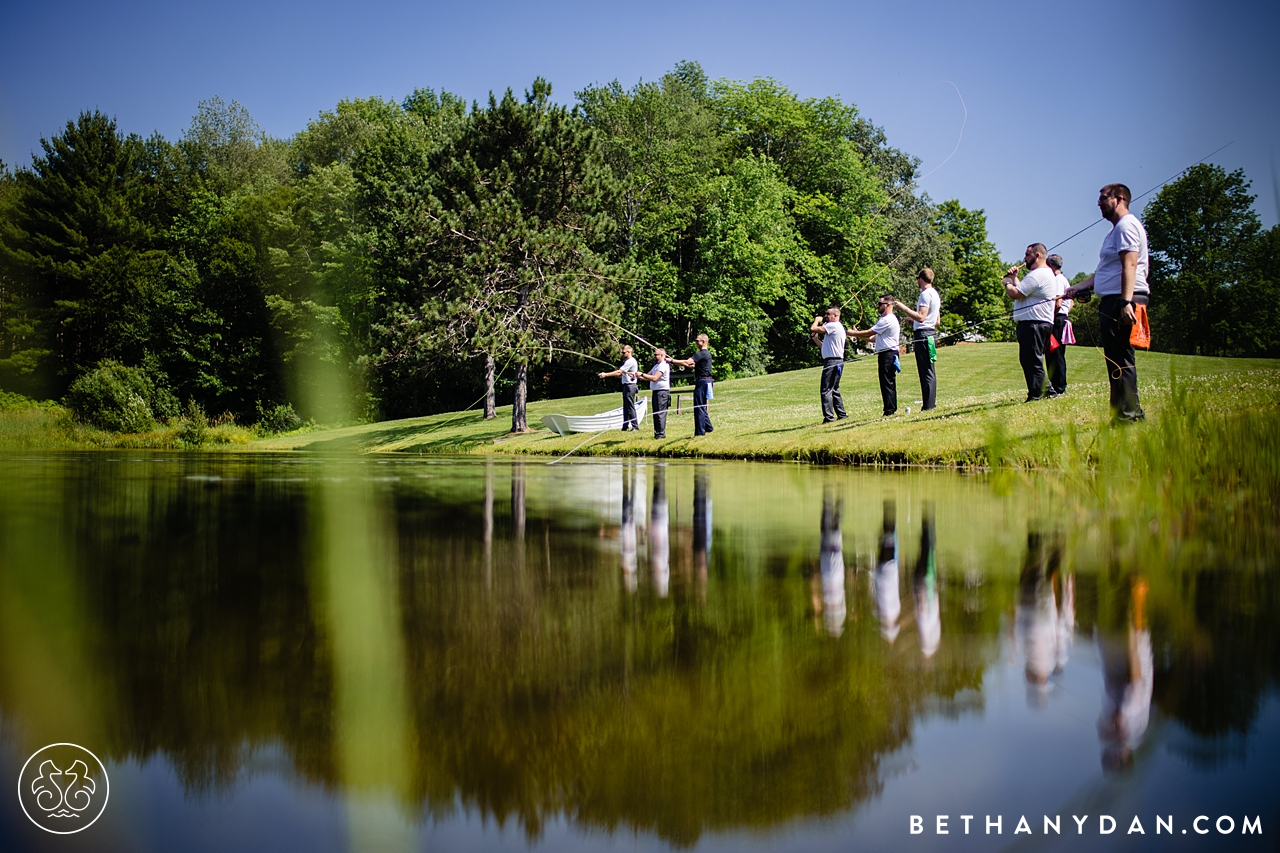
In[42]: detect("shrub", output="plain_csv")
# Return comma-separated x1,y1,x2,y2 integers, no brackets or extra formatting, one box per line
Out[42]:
256,402,302,434
64,361,176,433
175,400,209,447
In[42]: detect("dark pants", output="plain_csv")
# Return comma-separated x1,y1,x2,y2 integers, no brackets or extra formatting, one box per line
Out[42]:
621,384,638,430
877,351,897,416
1099,294,1146,421
651,389,670,438
913,330,936,410
1048,314,1068,395
693,379,714,435
820,358,846,421
1017,320,1052,400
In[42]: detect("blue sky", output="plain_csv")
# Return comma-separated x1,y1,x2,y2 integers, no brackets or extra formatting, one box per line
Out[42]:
1,0,1275,274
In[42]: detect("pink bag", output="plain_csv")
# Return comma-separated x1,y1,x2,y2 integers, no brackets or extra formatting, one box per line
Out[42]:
1060,320,1076,346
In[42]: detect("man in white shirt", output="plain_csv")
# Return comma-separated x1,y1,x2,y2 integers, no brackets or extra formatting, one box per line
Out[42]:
809,306,850,422
638,348,672,439
895,268,941,410
1064,184,1149,422
850,295,901,416
597,344,639,431
1046,254,1071,396
1004,243,1059,401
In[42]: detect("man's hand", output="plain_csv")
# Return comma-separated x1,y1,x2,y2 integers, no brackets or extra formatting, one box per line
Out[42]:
1120,303,1136,325
597,371,608,379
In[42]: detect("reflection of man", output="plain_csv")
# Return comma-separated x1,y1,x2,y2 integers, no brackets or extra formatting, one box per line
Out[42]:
818,489,847,637
872,500,900,642
598,345,640,431
810,307,850,423
621,464,638,593
650,465,670,598
1099,576,1153,771
1004,244,1059,401
1050,535,1074,673
692,468,711,600
913,503,940,657
1017,531,1058,706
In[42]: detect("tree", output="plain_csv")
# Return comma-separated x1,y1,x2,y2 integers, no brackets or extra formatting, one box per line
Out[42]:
932,200,1010,341
1144,164,1268,356
366,80,623,431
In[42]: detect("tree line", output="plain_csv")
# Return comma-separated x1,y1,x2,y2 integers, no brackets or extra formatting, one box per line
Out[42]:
0,62,1273,432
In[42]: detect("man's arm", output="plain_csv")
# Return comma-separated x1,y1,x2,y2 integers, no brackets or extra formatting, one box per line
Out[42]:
597,368,622,378
1062,273,1095,299
1003,266,1025,301
894,300,925,322
810,315,827,335
1118,251,1138,323
669,357,695,368
849,327,876,342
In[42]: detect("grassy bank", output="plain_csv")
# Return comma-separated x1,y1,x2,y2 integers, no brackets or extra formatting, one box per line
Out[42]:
0,396,260,449
251,344,1280,467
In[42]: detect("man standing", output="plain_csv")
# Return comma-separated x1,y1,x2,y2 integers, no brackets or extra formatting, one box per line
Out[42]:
810,306,850,422
894,268,941,410
597,344,639,430
1046,254,1071,396
672,334,714,436
638,348,671,439
850,295,901,416
1064,184,1149,422
1004,243,1059,401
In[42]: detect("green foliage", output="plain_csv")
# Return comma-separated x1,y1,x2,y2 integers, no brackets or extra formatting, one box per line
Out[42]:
63,359,177,432
933,200,1011,341
1144,164,1277,357
256,401,302,433
175,399,209,446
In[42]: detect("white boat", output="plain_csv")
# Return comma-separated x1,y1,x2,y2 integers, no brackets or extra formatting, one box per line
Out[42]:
541,397,648,436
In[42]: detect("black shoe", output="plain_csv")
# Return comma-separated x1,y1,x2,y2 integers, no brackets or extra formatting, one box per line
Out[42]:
823,418,836,424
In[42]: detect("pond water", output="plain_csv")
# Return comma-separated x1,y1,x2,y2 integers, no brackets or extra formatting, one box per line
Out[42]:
0,453,1275,852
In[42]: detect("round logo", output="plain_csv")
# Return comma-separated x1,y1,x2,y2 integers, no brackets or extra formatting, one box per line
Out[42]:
17,743,109,834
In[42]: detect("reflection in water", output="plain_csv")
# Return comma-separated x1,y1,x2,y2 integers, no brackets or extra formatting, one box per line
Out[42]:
1017,531,1063,705
817,488,847,637
692,467,710,603
650,465,670,598
1099,576,1154,771
621,464,638,594
0,455,1275,851
913,503,940,658
872,500,900,643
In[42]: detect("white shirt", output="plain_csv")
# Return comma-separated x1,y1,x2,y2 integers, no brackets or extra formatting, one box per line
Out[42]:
820,321,846,359
914,287,941,331
619,356,638,386
647,361,670,390
1094,213,1149,297
1013,267,1058,324
1054,271,1073,315
870,312,900,353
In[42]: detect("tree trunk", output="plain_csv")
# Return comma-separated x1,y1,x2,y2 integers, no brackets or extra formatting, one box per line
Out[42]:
483,354,497,419
511,362,529,432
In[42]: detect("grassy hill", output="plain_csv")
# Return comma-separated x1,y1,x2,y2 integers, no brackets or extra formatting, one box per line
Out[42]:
254,344,1280,467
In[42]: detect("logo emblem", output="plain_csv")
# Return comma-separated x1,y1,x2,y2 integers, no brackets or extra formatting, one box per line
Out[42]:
17,743,109,834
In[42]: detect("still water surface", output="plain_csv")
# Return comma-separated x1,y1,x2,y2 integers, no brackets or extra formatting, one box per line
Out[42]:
0,453,1275,851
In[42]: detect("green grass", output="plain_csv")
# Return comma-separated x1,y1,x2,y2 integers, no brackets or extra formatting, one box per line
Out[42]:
0,403,259,449
252,343,1280,467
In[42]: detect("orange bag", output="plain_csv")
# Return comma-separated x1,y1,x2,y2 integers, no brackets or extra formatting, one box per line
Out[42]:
1129,303,1150,350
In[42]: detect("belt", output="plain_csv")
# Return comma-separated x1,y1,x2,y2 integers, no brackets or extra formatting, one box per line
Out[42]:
913,329,936,337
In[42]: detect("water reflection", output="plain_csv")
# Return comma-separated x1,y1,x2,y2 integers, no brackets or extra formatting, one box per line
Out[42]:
913,503,940,657
1099,575,1154,771
650,465,670,598
816,488,846,637
0,454,1275,852
872,499,900,643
